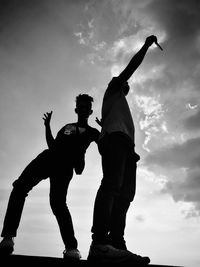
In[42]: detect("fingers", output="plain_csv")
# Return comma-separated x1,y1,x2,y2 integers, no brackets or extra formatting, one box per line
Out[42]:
146,35,157,46
43,111,52,117
42,111,52,122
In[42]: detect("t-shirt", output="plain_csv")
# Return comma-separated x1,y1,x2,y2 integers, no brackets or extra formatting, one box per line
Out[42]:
49,122,100,174
100,77,135,144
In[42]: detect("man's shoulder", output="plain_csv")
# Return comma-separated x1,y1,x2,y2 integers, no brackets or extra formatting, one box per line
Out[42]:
87,125,100,134
58,123,76,135
105,76,124,95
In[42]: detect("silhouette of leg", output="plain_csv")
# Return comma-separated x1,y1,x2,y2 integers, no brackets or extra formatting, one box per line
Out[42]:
109,150,137,249
108,198,130,249
1,150,50,237
49,168,78,249
91,133,129,244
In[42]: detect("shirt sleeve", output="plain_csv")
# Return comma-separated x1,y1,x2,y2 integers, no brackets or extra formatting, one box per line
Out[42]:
105,76,125,95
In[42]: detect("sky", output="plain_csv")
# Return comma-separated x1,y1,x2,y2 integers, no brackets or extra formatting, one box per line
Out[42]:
0,0,200,266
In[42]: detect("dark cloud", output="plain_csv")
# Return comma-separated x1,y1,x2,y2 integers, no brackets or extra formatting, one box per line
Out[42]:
162,168,200,217
144,136,200,216
184,110,200,130
147,0,200,40
145,137,200,169
145,0,200,84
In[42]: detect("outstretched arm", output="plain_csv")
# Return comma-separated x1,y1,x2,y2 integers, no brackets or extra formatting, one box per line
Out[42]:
42,111,54,149
118,35,158,82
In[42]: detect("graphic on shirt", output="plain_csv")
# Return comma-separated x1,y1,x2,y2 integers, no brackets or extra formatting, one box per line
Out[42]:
78,127,86,134
64,125,76,135
63,124,86,135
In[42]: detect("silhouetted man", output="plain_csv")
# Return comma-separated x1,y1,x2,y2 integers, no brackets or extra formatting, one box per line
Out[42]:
0,94,100,260
87,35,160,264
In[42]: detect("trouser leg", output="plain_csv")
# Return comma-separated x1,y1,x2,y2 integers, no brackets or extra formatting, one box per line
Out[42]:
49,168,78,249
1,151,49,237
108,198,131,249
109,151,137,249
91,134,129,244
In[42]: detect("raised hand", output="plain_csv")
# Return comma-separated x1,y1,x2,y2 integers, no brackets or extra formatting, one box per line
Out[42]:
43,111,53,127
145,35,163,50
145,35,157,47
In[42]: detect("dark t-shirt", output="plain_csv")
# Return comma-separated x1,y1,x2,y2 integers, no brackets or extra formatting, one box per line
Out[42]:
49,123,100,174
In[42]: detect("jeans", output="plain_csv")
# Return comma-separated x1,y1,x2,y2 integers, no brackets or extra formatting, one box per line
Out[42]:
91,133,138,248
1,149,78,249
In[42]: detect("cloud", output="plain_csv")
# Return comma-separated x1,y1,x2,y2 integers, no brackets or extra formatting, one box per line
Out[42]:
144,136,200,216
145,137,200,169
162,167,200,217
184,109,200,131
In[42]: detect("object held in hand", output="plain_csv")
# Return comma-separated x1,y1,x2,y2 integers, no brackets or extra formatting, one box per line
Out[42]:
155,41,163,51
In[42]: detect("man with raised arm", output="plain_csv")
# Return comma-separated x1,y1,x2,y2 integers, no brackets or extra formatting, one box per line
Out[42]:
88,35,160,264
0,94,100,260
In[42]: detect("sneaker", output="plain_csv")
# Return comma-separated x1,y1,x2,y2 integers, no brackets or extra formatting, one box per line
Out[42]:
109,239,150,264
63,248,81,260
109,238,127,250
87,243,150,265
0,237,14,255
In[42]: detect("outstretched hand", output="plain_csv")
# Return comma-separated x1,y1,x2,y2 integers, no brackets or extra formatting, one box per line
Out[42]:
95,117,102,127
43,111,53,127
145,35,157,47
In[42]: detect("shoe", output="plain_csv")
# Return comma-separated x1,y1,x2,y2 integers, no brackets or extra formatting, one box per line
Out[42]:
109,238,127,250
87,243,150,265
0,237,14,255
63,248,81,260
109,239,150,264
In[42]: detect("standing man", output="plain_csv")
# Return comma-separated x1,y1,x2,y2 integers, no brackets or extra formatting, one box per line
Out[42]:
88,36,160,264
0,94,100,260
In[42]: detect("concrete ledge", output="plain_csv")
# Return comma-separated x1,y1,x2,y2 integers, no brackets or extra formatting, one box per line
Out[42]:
1,254,184,267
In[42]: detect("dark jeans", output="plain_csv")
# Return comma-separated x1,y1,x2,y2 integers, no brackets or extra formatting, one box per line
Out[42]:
91,133,138,248
1,150,78,249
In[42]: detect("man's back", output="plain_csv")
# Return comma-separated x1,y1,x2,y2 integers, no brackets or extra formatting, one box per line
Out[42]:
100,77,135,144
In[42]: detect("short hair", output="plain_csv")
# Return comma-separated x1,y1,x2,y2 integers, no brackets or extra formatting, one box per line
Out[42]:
76,94,94,108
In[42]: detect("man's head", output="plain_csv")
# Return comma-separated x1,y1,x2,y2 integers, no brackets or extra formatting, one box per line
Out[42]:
122,81,130,96
75,94,93,119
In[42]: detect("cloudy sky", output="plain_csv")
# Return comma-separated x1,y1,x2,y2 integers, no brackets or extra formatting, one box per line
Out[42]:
0,0,200,266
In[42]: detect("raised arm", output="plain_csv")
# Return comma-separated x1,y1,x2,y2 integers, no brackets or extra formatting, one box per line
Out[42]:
42,111,55,149
118,35,158,82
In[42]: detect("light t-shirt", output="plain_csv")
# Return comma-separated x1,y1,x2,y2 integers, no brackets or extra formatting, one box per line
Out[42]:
99,77,135,144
